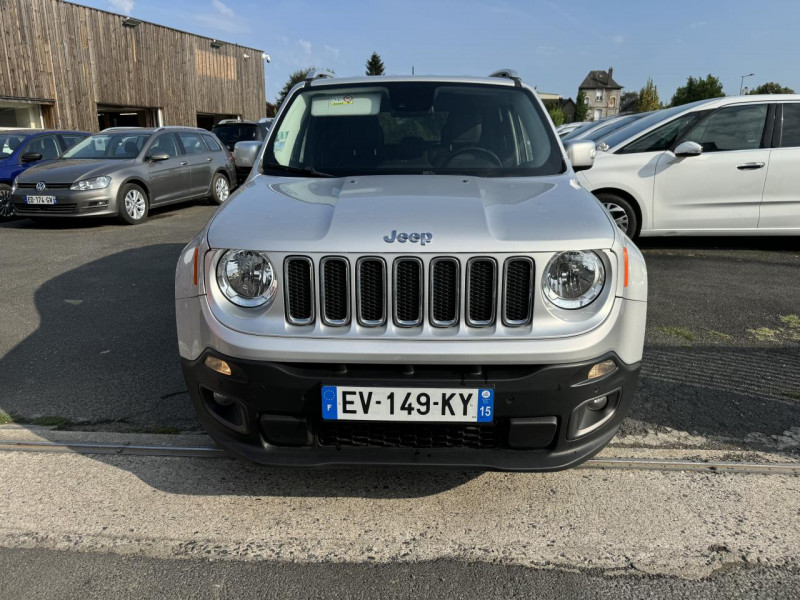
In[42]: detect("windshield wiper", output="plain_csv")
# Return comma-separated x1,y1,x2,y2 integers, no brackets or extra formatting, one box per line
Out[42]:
262,162,336,178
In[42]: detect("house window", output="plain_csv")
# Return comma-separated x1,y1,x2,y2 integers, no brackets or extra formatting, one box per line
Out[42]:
595,90,603,102
609,96,616,108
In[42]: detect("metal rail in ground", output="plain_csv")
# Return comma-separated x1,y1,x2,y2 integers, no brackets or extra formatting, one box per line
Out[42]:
1,439,799,474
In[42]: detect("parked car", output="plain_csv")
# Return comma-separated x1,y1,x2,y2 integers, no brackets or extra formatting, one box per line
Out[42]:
0,129,89,220
564,112,650,145
175,70,648,471
11,126,235,224
557,121,594,138
212,119,272,182
577,96,800,237
555,122,584,137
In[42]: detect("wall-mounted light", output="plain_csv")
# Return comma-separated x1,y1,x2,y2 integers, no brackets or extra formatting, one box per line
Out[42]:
210,39,224,49
242,53,250,59
122,17,141,28
262,53,271,63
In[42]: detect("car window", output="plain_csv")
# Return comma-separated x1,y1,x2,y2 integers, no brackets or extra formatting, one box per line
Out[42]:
602,100,712,151
201,134,223,152
25,135,60,160
62,134,150,159
263,81,563,177
0,133,26,158
681,104,768,152
212,124,259,146
148,133,180,158
779,103,800,148
618,113,705,154
178,133,206,155
58,134,86,152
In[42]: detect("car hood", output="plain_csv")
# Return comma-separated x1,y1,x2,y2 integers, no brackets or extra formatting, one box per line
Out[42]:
16,159,133,184
208,174,616,253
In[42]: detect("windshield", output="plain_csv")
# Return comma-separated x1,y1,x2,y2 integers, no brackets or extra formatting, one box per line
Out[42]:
62,133,150,159
262,81,563,177
601,100,711,150
571,113,648,142
212,124,260,146
0,133,27,158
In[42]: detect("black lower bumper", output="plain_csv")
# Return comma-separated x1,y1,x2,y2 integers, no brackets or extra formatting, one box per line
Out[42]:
181,351,640,471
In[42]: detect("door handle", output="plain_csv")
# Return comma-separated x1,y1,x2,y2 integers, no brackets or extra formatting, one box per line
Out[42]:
737,162,765,170
206,157,213,162
180,161,189,166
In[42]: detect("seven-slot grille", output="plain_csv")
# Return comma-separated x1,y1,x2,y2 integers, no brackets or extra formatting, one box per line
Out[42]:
283,256,535,329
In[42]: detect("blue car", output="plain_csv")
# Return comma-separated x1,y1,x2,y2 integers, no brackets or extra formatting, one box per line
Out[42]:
0,129,90,220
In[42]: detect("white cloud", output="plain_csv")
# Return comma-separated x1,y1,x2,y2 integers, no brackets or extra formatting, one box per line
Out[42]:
612,34,624,44
212,0,234,16
108,0,134,14
298,39,312,55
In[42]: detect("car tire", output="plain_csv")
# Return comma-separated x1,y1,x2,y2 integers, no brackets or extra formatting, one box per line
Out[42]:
595,192,639,238
117,183,149,225
210,172,231,205
0,183,15,222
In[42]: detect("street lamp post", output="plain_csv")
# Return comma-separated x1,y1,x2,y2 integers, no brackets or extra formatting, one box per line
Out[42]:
739,73,754,95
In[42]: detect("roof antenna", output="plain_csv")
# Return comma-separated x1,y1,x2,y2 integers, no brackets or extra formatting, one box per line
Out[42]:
412,66,415,75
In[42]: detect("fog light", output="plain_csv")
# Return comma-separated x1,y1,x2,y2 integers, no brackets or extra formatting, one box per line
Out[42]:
204,356,232,376
213,392,235,406
586,395,608,411
587,359,616,381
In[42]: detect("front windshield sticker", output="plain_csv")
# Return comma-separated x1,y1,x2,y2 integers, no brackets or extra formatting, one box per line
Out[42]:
310,93,381,117
330,96,354,106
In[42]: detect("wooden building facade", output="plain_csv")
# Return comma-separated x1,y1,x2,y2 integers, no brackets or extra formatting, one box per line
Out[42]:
0,0,265,131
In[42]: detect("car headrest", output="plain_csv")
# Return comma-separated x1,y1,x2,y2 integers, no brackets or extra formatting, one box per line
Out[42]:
124,140,140,155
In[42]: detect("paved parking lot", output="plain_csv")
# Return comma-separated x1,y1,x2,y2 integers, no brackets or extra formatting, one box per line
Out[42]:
1,205,798,456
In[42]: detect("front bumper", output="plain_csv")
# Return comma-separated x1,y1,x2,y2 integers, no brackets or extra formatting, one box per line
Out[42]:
12,188,117,217
182,351,640,471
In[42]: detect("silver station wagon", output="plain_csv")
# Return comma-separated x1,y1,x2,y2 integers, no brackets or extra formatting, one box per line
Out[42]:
175,71,648,471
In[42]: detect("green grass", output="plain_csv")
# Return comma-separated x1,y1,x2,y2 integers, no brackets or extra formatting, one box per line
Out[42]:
780,314,800,329
782,389,800,400
708,330,733,341
658,326,696,341
31,416,70,428
748,327,779,342
0,410,13,425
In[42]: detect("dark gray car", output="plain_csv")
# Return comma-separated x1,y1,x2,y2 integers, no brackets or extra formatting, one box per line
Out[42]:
11,126,236,224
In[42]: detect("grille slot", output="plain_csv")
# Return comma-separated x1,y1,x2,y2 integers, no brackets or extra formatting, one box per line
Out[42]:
284,257,314,325
393,258,423,327
17,182,72,189
357,258,386,326
466,258,497,327
317,421,499,449
320,257,350,326
430,258,459,327
14,202,77,214
503,257,534,326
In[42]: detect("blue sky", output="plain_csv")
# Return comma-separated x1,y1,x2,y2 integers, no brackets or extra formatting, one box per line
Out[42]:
92,0,800,103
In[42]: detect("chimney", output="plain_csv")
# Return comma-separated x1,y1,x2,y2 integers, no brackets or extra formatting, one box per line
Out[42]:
608,67,614,83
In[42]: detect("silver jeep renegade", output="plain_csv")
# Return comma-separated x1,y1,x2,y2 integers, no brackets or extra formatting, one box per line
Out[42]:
175,70,647,471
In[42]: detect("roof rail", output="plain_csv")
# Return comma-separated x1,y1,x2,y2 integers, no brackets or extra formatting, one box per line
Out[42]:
100,126,146,132
305,69,335,82
488,69,522,86
154,126,207,132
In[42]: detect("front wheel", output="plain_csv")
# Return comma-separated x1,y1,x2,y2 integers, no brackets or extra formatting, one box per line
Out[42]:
0,183,15,221
595,192,639,238
117,183,149,225
210,172,230,205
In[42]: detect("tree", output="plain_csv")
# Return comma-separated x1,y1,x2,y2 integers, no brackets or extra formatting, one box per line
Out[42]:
749,82,795,95
265,101,278,118
548,106,565,126
275,67,335,107
620,91,639,113
670,74,724,107
365,52,385,76
575,90,588,122
637,78,660,112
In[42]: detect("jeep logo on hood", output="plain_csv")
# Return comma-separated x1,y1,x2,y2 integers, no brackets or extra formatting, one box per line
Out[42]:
383,230,433,246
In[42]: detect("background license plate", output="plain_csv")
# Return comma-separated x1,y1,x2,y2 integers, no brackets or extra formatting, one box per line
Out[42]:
26,195,56,205
322,386,494,423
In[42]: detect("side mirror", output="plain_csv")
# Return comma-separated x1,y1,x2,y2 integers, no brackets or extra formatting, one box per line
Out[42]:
148,153,170,162
564,140,596,172
674,141,702,157
21,152,43,163
234,141,262,169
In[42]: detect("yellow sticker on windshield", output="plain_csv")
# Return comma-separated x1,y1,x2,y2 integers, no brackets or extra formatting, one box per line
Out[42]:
329,95,355,107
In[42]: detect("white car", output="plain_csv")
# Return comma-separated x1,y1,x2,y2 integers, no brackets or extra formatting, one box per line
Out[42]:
175,71,648,471
577,95,800,237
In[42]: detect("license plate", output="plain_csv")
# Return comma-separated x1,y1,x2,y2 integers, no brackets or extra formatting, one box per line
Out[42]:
26,195,57,205
321,386,494,423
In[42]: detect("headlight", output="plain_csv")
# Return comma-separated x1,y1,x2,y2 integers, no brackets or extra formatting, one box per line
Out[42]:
70,176,111,191
11,177,18,194
542,250,605,309
216,250,277,308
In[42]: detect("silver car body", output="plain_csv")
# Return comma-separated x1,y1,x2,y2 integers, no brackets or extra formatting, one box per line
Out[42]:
175,74,648,470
